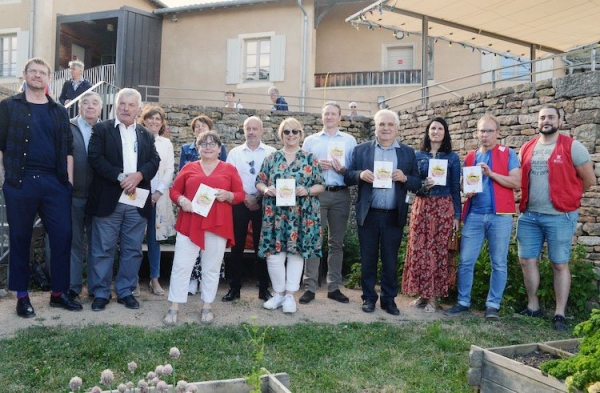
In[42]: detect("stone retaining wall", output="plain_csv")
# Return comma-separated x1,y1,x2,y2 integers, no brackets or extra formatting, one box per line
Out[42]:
162,71,600,270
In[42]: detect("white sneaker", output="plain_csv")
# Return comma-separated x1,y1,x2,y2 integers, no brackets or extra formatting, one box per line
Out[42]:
263,293,285,310
282,294,297,314
188,279,198,295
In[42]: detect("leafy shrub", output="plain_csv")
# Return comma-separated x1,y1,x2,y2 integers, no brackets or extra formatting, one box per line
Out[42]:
470,240,598,320
540,309,600,392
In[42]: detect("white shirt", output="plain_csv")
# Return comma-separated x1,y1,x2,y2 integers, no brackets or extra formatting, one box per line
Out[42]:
227,141,276,195
115,118,138,174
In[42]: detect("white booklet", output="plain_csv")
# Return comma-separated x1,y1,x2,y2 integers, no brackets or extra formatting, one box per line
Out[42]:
192,183,217,217
118,188,150,208
327,141,346,166
373,161,393,189
428,159,448,186
276,178,296,206
463,166,483,193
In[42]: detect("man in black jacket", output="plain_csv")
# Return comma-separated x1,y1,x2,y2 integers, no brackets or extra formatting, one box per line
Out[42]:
86,88,159,311
59,60,92,106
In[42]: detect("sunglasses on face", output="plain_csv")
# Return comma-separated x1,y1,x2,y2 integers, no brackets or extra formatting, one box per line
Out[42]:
248,160,255,175
283,129,301,135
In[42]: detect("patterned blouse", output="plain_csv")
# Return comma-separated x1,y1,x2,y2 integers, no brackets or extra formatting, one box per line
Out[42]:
256,149,324,259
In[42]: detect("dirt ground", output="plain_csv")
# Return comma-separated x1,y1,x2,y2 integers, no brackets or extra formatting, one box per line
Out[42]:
0,281,449,339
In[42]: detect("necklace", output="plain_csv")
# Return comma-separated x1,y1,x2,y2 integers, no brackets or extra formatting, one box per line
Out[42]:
283,148,298,155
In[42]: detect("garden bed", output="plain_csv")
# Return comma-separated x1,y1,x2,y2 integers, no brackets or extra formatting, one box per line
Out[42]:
468,340,581,392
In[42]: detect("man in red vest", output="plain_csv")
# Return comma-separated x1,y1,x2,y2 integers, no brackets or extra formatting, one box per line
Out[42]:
445,114,521,319
517,105,595,331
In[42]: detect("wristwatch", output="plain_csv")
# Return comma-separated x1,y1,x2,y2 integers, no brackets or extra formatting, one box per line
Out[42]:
117,173,125,182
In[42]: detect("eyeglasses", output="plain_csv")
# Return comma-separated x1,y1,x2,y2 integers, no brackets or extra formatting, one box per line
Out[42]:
26,69,49,77
351,106,356,108
199,142,218,148
478,129,497,134
282,129,301,135
248,160,255,175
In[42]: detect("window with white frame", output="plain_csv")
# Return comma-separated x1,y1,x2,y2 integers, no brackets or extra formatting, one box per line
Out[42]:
500,57,531,81
0,34,17,77
227,33,285,85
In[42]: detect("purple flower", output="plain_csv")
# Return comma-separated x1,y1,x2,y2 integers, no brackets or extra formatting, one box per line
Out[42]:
176,380,188,393
150,377,160,386
138,379,149,393
90,387,102,393
169,347,181,359
100,369,114,387
128,361,137,374
155,365,164,376
156,380,169,392
117,383,127,393
126,381,134,390
146,371,156,380
69,376,82,392
186,384,199,393
162,363,173,376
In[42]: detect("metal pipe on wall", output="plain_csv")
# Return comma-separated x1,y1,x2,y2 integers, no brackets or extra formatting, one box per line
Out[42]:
297,0,308,111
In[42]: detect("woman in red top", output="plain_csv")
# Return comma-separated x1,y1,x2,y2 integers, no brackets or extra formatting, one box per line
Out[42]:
164,131,244,325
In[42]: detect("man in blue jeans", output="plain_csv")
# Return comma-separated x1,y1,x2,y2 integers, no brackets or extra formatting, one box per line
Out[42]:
517,105,595,331
445,114,520,319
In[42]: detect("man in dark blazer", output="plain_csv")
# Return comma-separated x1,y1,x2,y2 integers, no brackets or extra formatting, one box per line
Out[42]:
344,109,421,316
86,88,159,311
59,60,92,106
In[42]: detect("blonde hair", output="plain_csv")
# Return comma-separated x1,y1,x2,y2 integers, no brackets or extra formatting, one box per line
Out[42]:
277,117,304,140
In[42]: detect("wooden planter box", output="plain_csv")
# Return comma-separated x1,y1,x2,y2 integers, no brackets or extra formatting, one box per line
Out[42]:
468,340,580,393
100,372,291,393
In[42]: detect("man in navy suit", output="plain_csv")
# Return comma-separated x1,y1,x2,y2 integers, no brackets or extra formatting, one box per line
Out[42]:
86,88,159,311
344,109,421,315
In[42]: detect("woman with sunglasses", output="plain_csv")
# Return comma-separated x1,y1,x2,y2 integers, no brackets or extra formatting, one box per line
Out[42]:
164,131,244,325
255,118,325,314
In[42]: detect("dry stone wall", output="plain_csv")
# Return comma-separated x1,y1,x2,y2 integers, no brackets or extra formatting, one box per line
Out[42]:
163,71,600,269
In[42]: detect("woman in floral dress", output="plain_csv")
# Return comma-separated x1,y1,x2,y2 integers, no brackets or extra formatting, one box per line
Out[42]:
255,117,324,314
402,117,461,312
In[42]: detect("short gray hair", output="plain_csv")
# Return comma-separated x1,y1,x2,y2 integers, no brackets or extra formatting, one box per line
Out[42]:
374,109,399,126
115,88,142,110
78,92,103,108
69,60,84,70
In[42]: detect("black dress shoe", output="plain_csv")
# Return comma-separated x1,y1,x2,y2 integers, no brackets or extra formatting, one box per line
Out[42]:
117,295,140,309
91,297,109,311
67,289,80,301
222,288,241,302
362,299,376,313
16,296,36,318
299,290,315,304
327,289,350,304
50,293,83,311
258,288,272,301
381,302,400,316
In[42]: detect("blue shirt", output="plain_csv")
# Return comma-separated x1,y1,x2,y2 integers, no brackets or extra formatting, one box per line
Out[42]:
371,140,399,210
272,97,288,111
302,130,357,186
469,147,519,214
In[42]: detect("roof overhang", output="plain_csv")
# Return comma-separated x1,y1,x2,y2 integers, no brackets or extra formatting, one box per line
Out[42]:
346,0,600,58
154,0,280,15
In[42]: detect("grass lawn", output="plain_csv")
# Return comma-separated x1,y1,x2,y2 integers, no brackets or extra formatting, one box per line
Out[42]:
0,316,571,392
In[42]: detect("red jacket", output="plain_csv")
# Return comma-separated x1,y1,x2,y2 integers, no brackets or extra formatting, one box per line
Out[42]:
170,161,245,249
462,144,516,220
520,134,582,212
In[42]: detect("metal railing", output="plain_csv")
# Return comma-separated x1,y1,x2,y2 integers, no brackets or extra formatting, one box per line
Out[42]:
63,81,119,120
315,69,422,88
382,43,599,110
51,64,116,101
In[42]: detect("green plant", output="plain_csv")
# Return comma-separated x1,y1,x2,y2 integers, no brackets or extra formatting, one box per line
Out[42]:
243,321,271,393
540,309,600,392
470,241,598,320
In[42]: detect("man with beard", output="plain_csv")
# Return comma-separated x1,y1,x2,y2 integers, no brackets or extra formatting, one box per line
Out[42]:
517,105,595,331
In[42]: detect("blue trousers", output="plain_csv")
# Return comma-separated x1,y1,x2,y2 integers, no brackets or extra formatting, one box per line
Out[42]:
4,174,72,292
357,209,403,304
88,203,147,299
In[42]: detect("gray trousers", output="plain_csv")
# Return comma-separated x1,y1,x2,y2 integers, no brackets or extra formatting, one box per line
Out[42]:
88,204,147,300
303,189,351,292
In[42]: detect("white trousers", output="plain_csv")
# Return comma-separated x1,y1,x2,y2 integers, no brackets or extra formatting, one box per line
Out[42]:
168,232,226,304
266,253,304,293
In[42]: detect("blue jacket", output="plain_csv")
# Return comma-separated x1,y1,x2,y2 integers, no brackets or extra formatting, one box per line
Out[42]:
415,150,462,220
